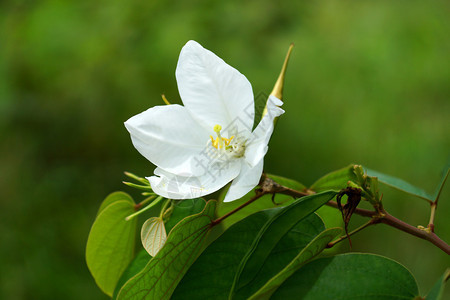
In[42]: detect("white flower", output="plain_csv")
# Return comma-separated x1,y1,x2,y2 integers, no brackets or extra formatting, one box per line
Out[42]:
125,40,284,202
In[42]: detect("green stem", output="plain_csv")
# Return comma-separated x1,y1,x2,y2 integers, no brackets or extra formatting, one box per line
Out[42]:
159,199,172,218
326,219,375,248
125,196,164,221
134,195,156,210
428,202,437,232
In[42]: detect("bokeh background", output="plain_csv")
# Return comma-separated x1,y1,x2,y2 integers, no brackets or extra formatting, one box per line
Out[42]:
1,0,449,299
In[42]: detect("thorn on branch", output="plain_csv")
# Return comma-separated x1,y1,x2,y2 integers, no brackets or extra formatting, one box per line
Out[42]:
336,187,362,248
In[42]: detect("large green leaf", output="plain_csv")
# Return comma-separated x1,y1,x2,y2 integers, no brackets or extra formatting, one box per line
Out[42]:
173,191,337,300
232,215,328,300
116,200,216,300
426,269,449,300
172,213,325,300
231,191,337,299
310,164,358,192
86,193,137,296
365,167,433,201
315,205,343,229
271,253,419,300
172,206,280,300
249,227,341,300
112,249,151,299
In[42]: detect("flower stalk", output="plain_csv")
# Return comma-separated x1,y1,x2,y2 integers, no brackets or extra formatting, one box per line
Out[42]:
126,196,164,221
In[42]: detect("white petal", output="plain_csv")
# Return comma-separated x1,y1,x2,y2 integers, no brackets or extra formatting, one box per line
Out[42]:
223,159,264,202
245,95,285,167
124,104,210,176
148,160,241,199
176,40,254,137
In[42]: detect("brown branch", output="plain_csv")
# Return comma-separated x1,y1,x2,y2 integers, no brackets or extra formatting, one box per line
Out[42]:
211,191,268,226
212,174,450,254
380,211,450,255
211,174,309,226
273,182,450,255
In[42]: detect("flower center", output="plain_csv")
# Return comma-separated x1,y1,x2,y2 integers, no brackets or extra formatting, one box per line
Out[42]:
210,124,234,150
208,124,246,158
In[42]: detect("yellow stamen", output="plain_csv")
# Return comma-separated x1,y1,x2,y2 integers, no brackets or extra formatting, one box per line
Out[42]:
161,94,171,105
210,124,234,150
223,136,234,147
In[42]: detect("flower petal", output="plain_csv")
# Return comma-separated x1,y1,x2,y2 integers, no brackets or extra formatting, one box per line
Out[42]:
245,95,285,167
148,160,241,199
176,40,254,137
124,104,209,176
223,159,264,202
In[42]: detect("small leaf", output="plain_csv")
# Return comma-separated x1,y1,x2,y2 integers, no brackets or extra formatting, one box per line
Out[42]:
432,167,449,201
364,167,433,201
310,164,358,192
116,200,216,300
426,269,450,300
271,253,419,300
249,227,341,300
86,193,137,296
141,217,166,257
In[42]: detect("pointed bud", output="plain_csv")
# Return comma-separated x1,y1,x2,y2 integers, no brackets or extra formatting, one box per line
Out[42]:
262,44,294,119
270,43,294,101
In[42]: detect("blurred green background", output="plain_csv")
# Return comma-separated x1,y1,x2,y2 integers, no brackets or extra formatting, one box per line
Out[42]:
1,0,449,299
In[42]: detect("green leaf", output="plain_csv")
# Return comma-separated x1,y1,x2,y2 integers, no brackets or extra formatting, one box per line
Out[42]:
271,174,343,231
365,167,433,201
86,193,137,296
271,253,419,300
310,164,358,192
432,167,449,201
231,191,337,299
232,214,328,300
249,227,341,300
173,191,337,300
112,198,207,299
173,212,326,300
164,198,206,233
426,269,450,300
172,206,280,300
141,217,166,257
97,191,134,216
266,173,307,191
112,249,151,299
116,200,216,300
315,205,343,229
